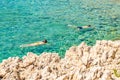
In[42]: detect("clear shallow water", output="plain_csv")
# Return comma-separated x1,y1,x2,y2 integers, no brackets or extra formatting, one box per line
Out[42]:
0,0,120,62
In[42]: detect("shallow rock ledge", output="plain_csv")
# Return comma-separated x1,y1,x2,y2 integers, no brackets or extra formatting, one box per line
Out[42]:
0,40,120,80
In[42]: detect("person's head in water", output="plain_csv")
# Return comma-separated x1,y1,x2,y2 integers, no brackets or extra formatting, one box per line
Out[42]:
88,25,91,27
43,39,47,43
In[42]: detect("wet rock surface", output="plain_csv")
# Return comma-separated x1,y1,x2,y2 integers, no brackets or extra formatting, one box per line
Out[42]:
0,40,120,80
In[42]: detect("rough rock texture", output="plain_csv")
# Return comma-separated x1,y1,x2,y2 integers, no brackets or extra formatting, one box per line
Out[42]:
0,40,120,80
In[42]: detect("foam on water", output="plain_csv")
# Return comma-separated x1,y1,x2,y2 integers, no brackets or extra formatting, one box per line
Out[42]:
0,0,120,62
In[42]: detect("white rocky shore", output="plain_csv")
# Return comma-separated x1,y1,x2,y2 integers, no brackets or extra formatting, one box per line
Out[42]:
0,40,120,80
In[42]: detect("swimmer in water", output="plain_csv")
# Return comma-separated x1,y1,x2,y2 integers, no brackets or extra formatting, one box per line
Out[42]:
20,40,47,48
77,25,91,29
68,24,91,30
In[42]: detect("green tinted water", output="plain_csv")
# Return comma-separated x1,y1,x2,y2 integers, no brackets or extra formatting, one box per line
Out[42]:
0,0,120,62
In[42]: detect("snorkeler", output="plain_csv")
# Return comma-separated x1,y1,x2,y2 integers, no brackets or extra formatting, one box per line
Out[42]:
20,40,47,48
77,25,91,29
68,24,91,30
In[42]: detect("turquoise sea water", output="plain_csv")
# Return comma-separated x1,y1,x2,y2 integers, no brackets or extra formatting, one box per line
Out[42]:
0,0,120,62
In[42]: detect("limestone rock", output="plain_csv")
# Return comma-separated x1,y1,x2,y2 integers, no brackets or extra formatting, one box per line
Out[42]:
0,40,120,80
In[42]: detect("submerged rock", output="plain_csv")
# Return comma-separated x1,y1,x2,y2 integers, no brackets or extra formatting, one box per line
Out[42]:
0,40,120,80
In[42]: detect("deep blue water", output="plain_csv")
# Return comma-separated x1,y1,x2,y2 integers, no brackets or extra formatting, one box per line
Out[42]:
0,0,120,62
